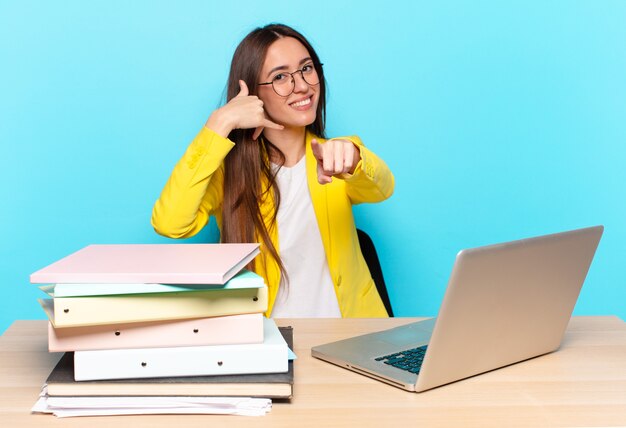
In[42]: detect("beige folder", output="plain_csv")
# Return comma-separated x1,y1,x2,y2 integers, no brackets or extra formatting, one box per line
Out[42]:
39,286,268,328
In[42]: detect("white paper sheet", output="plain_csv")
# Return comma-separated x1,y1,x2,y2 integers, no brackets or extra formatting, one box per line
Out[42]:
32,388,271,418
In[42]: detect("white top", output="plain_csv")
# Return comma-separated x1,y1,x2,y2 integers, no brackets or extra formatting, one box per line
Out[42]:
270,157,342,318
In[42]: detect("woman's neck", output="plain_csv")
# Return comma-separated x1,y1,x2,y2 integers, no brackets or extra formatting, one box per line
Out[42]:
264,126,306,167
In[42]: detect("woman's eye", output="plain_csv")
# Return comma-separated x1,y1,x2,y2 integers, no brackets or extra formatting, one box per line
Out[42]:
273,73,288,83
302,64,314,73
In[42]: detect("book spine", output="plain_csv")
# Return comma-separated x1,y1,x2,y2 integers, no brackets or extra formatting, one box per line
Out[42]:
49,286,268,328
73,319,287,381
48,313,264,352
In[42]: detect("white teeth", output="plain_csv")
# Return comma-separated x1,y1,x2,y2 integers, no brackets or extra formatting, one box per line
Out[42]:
291,97,311,107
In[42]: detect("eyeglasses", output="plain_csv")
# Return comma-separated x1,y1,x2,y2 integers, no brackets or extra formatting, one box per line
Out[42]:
258,62,322,97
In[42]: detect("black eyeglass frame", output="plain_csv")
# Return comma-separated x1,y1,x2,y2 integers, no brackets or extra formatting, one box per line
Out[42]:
257,63,324,97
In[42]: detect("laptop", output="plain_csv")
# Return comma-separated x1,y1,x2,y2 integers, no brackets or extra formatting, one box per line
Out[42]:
311,225,603,392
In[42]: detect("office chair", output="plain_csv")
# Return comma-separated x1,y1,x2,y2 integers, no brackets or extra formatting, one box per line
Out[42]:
356,229,394,317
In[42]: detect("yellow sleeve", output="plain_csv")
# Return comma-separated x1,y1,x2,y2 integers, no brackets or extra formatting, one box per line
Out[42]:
151,127,235,238
341,136,395,204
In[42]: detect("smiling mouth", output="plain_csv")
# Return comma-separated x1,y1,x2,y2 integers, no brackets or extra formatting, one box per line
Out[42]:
290,96,312,108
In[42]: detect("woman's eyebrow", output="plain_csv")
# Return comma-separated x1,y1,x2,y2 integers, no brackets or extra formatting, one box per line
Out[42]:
265,57,313,77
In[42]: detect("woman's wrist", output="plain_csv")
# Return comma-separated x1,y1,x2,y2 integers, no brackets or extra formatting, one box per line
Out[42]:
204,109,234,138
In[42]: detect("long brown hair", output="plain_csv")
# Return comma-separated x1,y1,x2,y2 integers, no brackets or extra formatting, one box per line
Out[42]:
221,23,327,277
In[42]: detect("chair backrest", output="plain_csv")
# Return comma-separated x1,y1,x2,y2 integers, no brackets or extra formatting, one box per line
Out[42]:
356,229,394,317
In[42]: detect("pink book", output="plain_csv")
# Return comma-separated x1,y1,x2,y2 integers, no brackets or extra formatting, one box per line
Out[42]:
48,313,264,352
30,244,260,284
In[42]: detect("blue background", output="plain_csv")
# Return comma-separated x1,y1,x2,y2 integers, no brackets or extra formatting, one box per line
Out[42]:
1,1,625,333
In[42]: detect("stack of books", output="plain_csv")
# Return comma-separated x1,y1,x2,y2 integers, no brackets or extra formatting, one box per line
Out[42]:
29,244,294,416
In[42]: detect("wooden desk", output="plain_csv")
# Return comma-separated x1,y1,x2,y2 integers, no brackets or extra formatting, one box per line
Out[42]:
1,317,625,427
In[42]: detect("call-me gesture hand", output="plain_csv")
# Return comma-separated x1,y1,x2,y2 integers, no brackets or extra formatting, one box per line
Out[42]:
311,138,361,185
205,80,283,139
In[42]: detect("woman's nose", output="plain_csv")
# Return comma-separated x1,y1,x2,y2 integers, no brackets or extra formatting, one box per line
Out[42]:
292,71,309,93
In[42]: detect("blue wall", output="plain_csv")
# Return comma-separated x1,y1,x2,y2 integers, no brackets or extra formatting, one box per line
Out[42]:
1,1,625,333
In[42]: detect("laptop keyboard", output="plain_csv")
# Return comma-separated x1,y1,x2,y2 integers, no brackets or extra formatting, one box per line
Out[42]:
375,345,428,375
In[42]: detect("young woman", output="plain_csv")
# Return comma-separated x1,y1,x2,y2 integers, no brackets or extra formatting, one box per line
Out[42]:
152,24,394,318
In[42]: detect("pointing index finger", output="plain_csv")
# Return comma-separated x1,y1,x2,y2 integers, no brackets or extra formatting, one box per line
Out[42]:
311,139,323,161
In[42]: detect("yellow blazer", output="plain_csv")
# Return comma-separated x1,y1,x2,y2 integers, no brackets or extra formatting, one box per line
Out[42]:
152,127,395,317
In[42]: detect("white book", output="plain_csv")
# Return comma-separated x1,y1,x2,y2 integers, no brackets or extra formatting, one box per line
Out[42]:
74,318,288,381
42,270,264,298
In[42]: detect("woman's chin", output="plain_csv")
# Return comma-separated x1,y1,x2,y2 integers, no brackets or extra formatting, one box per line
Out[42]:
282,112,317,129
